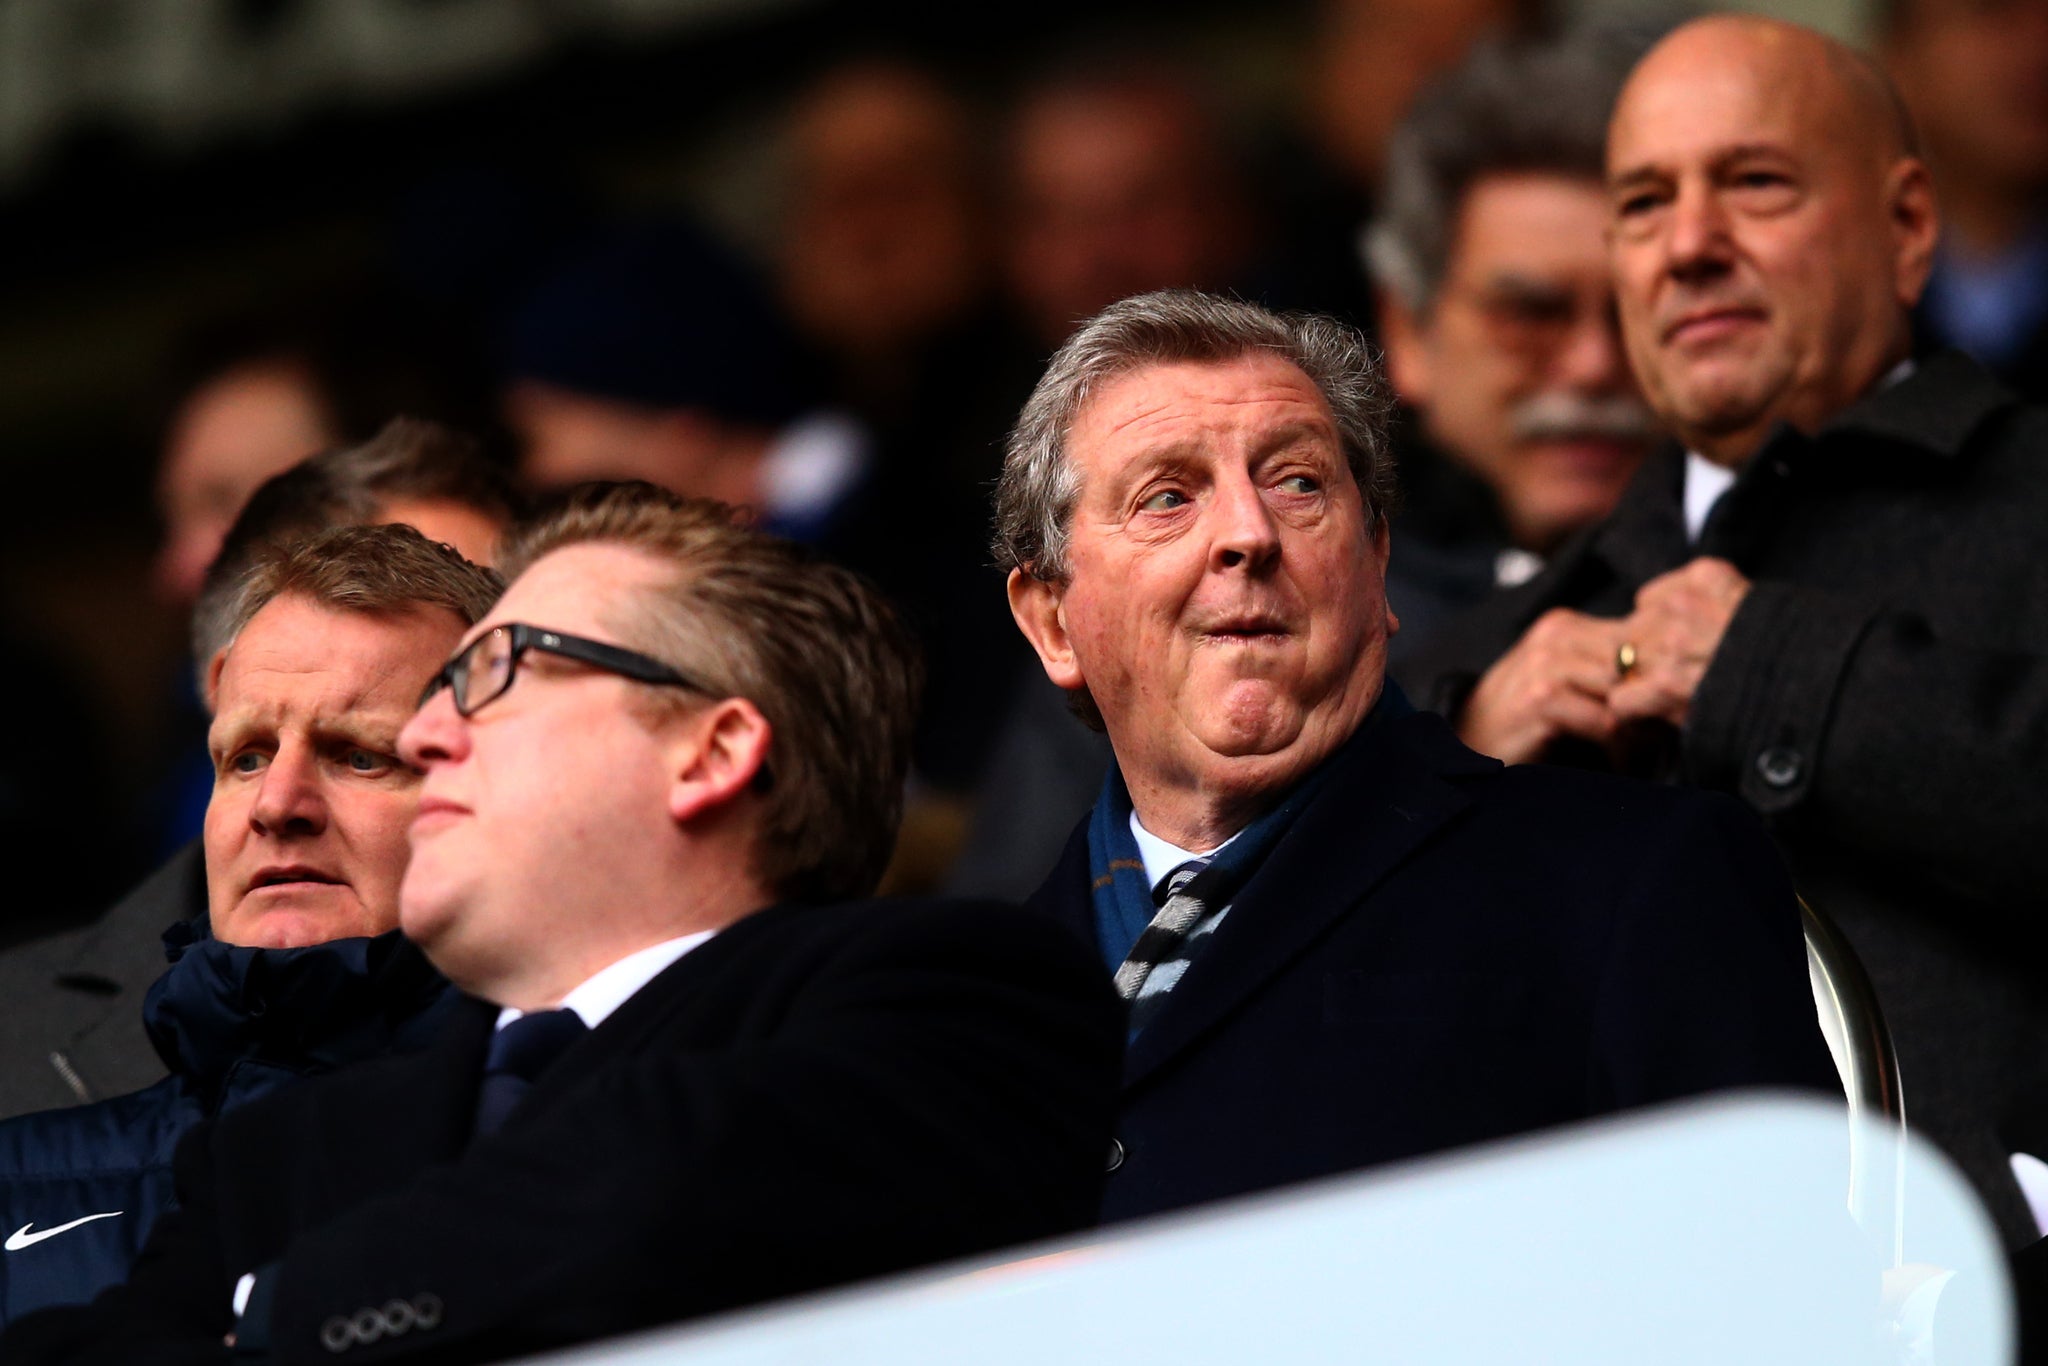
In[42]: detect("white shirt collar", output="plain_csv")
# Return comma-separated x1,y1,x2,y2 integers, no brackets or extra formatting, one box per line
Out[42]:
1682,357,1919,543
1128,812,1242,895
1682,453,1738,543
494,930,717,1033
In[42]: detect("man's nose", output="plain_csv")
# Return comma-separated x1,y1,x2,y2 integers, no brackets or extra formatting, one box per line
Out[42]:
1209,471,1282,572
1665,182,1734,282
399,687,467,771
250,746,327,836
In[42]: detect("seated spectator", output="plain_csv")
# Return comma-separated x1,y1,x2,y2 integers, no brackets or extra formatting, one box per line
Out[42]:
0,525,499,1331
1880,0,2048,399
499,216,1023,831
1002,57,1253,352
775,57,991,428
3,484,1122,1365
1367,30,1658,657
1402,15,2048,1245
0,421,521,1122
995,290,1836,1224
500,219,868,548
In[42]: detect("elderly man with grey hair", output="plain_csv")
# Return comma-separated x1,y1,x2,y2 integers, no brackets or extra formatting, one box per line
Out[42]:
997,287,1838,1224
1367,29,1661,656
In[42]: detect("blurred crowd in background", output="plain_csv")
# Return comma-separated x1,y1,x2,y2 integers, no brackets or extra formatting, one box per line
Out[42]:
1,0,2044,947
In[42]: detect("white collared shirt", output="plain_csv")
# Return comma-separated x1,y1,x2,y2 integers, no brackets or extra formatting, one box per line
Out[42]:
232,932,720,1326
1682,358,1918,543
1129,814,1242,899
494,930,718,1034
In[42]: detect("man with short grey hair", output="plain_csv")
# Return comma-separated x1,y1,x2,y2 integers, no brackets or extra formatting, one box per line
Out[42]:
0,524,497,1332
1367,30,1659,653
998,287,1836,1224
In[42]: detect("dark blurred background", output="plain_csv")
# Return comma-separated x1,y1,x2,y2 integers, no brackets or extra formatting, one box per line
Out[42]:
0,0,1927,938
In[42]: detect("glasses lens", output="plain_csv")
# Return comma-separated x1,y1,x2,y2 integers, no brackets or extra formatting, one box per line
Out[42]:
458,628,516,715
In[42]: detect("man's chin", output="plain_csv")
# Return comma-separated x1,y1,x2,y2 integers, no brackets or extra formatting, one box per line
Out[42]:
216,899,383,951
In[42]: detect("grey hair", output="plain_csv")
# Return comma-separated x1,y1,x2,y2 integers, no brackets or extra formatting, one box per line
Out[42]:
1365,26,1660,315
991,290,1396,581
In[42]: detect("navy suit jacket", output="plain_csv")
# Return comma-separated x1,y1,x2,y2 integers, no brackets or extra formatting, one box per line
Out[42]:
2,898,1124,1366
1029,703,1841,1224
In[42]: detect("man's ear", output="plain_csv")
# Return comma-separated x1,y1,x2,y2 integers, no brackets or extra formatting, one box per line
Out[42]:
1377,292,1433,407
1369,516,1400,640
202,649,228,714
667,698,773,826
1886,157,1940,310
1007,567,1086,692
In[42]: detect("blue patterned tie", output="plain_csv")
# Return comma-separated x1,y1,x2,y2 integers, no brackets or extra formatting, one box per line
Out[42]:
473,1009,587,1137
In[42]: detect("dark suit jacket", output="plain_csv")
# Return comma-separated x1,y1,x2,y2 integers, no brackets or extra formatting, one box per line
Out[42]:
1029,704,1839,1225
0,842,205,1120
1400,352,2048,1244
2,897,1124,1366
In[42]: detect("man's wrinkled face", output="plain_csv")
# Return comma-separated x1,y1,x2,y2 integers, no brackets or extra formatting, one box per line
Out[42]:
1012,355,1394,816
1384,173,1655,553
155,362,334,607
1606,23,1931,460
205,596,465,949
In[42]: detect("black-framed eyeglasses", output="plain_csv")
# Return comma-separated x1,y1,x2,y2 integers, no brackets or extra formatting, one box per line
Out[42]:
419,623,712,718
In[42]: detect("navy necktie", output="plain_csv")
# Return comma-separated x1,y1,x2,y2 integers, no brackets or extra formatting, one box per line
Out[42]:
473,1009,587,1137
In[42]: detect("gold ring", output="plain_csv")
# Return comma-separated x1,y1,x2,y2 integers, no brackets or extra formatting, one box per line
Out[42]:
1616,641,1638,680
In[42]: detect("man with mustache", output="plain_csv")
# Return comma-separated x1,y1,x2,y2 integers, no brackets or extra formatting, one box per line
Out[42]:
1369,30,1659,658
996,288,1835,1224
1407,15,2048,1245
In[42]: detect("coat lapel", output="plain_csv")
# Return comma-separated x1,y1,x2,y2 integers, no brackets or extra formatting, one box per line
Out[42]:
1121,711,1495,1089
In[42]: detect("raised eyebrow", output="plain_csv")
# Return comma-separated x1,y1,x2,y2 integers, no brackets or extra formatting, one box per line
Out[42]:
206,714,266,764
1251,420,1341,464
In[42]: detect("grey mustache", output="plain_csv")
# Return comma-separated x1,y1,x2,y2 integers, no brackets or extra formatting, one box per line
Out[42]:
1508,393,1658,444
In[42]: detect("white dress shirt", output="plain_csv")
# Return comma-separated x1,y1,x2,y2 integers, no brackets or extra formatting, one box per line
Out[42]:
1129,816,1242,900
1683,358,1918,543
495,930,719,1034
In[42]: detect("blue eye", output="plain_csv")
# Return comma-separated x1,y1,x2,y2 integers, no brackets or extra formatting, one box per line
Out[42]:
1140,488,1188,512
346,749,387,774
229,751,265,776
1277,474,1320,494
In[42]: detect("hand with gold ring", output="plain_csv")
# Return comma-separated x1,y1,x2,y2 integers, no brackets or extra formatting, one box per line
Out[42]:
1457,607,1633,764
1609,558,1752,727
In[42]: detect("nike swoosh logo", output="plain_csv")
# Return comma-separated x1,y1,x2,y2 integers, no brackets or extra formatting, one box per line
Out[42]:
5,1212,123,1250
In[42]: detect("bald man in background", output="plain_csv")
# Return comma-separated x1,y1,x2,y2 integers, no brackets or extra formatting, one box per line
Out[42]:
1405,15,2048,1244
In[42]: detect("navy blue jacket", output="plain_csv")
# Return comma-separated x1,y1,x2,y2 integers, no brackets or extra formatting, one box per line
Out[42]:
0,923,455,1330
1030,701,1841,1225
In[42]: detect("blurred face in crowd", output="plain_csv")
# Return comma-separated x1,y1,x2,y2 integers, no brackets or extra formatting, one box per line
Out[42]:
1009,354,1394,841
1381,173,1655,553
1882,0,2048,216
780,63,984,357
1606,17,1938,467
157,360,335,607
506,382,760,510
205,594,464,949
1312,0,1523,186
1006,82,1249,347
399,544,702,1005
